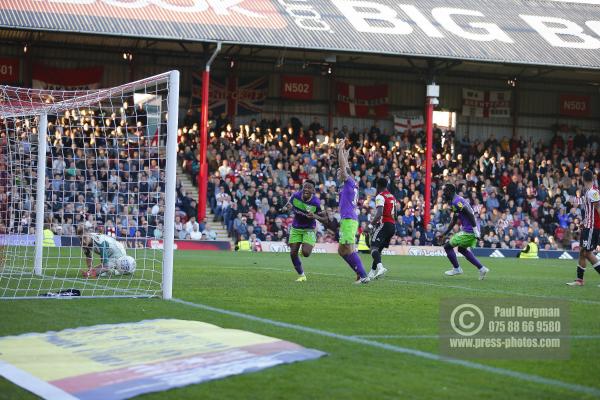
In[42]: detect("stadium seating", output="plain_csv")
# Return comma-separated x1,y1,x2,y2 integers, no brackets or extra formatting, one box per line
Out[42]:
2,109,598,252
177,115,600,251
0,109,209,245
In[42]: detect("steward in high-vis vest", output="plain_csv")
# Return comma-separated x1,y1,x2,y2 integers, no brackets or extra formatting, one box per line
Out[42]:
237,240,251,251
43,228,56,247
519,238,538,259
357,232,369,253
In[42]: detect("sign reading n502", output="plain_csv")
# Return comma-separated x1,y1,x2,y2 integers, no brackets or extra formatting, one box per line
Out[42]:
281,75,314,100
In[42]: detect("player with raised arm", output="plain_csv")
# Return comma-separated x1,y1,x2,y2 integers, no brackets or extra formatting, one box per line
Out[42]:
367,177,396,280
283,179,324,282
567,169,600,286
80,228,136,278
336,139,369,284
439,184,490,280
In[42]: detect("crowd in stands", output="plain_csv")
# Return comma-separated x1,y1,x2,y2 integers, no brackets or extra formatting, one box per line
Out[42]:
2,103,599,252
177,110,600,251
0,105,217,245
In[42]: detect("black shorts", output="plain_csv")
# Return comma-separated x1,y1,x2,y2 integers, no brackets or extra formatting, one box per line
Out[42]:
580,228,600,252
370,222,395,249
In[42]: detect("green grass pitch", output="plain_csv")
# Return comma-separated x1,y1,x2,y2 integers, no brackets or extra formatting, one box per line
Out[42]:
1,251,599,400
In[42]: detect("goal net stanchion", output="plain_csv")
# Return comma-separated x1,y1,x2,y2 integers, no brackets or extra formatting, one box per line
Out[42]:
34,112,47,277
162,71,179,300
0,122,8,272
0,70,179,299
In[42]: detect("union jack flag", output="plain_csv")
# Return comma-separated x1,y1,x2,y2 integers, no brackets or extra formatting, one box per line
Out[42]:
191,73,268,117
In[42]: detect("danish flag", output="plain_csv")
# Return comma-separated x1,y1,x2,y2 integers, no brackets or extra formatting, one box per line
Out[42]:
336,82,388,118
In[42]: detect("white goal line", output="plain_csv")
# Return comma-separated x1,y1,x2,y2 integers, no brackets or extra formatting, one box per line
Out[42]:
0,275,156,300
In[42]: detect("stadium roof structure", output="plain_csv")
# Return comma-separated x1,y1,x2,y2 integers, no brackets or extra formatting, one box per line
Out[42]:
1,0,600,70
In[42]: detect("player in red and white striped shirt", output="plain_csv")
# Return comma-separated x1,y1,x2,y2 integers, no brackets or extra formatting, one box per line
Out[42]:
367,178,397,280
567,169,600,286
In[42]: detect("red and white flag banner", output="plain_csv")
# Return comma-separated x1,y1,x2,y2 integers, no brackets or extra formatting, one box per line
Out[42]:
394,114,424,132
462,88,511,118
336,82,388,118
32,64,103,90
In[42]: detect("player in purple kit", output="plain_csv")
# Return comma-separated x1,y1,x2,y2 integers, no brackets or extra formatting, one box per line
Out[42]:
336,139,369,284
283,180,323,282
439,183,490,280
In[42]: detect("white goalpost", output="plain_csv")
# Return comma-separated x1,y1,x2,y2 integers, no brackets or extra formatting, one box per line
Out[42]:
0,71,179,299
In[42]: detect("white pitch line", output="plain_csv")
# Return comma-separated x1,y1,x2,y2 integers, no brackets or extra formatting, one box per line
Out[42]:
352,334,600,340
0,275,151,299
219,265,600,306
44,276,145,296
171,297,600,397
0,361,79,400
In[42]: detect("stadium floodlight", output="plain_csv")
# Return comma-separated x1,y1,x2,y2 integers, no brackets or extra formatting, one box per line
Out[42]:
0,71,179,299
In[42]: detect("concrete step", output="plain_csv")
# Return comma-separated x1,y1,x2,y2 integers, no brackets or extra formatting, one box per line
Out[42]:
177,163,233,244
204,211,230,241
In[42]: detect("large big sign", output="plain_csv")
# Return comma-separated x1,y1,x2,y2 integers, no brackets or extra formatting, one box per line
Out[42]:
2,1,600,69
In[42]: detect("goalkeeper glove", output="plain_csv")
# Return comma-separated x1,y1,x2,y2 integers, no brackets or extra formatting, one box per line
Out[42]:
473,227,481,239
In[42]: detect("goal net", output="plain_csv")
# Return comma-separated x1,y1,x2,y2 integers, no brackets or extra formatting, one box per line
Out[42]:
0,71,179,299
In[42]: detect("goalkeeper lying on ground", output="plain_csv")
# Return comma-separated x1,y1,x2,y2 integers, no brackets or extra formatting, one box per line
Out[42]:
80,229,136,278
